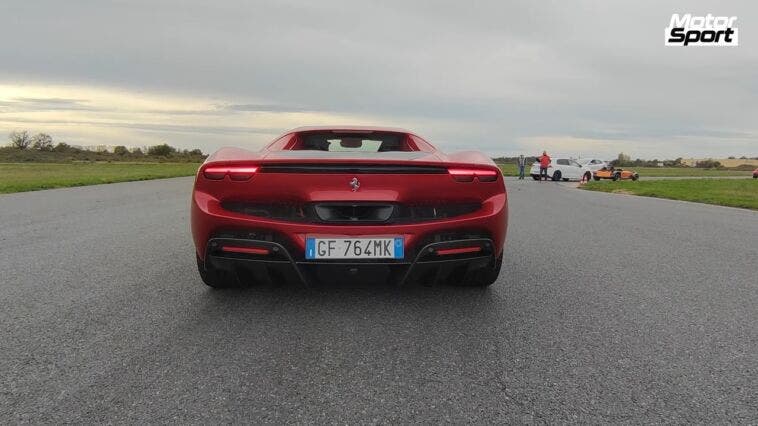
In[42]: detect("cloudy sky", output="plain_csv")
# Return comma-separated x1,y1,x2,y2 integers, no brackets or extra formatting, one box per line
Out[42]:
0,0,755,159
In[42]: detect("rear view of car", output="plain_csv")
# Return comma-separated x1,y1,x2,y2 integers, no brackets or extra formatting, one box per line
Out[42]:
191,127,508,288
529,158,591,181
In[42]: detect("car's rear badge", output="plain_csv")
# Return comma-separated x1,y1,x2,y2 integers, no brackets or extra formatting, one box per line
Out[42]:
350,177,360,191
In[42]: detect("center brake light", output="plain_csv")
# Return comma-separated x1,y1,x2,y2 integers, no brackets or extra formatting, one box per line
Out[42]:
448,168,499,182
203,165,259,181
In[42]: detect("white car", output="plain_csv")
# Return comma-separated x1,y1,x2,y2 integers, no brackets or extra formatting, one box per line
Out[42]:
530,158,593,182
576,158,608,172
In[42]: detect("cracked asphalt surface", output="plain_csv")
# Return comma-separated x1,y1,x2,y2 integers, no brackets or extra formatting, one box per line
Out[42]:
2,176,757,423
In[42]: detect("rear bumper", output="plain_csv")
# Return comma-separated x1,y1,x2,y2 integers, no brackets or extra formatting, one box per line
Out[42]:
202,237,497,286
191,190,508,262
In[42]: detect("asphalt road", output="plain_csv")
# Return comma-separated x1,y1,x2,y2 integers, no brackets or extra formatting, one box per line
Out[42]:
2,177,757,423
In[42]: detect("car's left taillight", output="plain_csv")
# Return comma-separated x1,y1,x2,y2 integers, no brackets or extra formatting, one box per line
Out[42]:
202,165,258,181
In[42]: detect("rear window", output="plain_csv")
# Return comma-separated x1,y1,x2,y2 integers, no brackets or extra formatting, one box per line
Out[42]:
557,159,570,165
293,132,409,152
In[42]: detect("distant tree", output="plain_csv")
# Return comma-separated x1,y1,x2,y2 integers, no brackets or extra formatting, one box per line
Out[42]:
131,147,144,156
739,156,747,159
189,148,203,155
728,156,735,159
663,157,683,167
113,145,129,156
9,130,32,149
612,152,631,166
31,133,54,151
147,143,176,156
53,142,70,152
695,160,722,169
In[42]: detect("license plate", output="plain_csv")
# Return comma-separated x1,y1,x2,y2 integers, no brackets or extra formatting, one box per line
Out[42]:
305,237,404,260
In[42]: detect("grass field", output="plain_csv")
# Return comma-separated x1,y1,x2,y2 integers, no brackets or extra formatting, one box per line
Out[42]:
496,163,751,177
624,167,750,177
582,178,758,210
0,162,200,194
497,163,519,176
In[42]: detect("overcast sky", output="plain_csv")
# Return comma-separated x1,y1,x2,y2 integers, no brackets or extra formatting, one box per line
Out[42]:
0,0,756,159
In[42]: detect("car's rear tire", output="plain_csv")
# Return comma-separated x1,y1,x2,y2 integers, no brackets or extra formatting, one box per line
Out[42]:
462,254,503,287
631,174,639,181
196,254,235,288
531,174,540,180
593,176,600,181
552,170,562,181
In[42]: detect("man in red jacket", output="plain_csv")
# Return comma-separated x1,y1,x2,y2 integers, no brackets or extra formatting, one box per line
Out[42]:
539,151,551,181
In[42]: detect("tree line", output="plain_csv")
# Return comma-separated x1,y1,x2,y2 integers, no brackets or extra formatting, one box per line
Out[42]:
5,130,206,162
612,153,756,168
611,153,681,167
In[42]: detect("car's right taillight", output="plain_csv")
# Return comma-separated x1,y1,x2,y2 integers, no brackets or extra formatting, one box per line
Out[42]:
448,168,499,182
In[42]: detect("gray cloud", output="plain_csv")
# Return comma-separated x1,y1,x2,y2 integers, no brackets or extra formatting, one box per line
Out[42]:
220,103,311,113
0,97,94,111
0,0,756,157
0,116,282,136
13,97,86,105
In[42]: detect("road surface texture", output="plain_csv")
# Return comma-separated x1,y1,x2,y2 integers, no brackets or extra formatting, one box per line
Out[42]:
2,177,756,423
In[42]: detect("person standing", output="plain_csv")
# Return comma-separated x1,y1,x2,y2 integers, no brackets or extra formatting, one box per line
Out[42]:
539,151,551,181
517,155,526,180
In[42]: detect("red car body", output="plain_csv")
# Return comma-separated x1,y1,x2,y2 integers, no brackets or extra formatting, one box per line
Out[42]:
191,126,508,287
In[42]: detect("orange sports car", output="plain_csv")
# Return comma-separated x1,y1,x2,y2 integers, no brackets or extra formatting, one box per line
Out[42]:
593,166,639,181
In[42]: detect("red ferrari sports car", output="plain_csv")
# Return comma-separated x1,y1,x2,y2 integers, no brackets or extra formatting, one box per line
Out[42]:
191,126,508,288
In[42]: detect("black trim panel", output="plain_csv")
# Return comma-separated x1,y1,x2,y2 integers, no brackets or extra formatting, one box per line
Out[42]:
259,164,447,174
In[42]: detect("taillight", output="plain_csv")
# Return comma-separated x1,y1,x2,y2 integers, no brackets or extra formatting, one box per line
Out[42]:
448,168,499,182
435,246,482,256
202,166,227,180
220,245,270,255
203,165,258,181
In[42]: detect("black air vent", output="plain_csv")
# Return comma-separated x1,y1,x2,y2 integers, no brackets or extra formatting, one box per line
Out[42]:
314,203,395,222
222,202,307,221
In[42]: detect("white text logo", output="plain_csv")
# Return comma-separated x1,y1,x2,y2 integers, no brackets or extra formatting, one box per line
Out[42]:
665,14,738,47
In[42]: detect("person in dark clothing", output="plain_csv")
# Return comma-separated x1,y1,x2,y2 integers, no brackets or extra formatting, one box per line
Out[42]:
517,155,526,180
